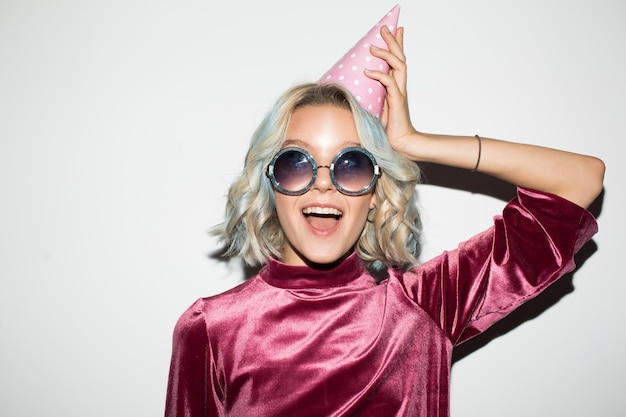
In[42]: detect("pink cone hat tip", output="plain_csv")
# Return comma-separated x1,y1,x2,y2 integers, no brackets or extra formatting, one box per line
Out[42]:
318,4,401,118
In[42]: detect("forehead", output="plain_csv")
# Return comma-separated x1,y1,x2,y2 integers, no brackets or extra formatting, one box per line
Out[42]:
284,105,360,153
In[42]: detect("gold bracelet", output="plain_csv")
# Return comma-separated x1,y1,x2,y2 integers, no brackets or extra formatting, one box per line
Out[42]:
471,134,482,172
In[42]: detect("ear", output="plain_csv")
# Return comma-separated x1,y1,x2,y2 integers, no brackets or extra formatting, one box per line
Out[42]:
369,192,377,210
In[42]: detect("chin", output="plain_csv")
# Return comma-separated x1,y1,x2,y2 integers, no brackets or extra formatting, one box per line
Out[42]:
299,248,354,269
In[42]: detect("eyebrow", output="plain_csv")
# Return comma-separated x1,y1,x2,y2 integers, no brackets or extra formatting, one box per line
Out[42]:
282,139,362,149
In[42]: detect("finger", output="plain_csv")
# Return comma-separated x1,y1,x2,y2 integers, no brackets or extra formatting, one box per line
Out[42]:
388,26,407,92
396,27,404,51
369,45,406,74
393,27,407,91
364,69,403,105
369,45,407,93
380,25,406,63
380,99,389,127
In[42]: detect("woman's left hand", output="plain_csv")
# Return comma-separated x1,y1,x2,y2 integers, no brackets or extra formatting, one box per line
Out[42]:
365,25,419,157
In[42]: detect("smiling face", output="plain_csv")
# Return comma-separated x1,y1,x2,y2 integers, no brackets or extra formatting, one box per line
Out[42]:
274,104,377,266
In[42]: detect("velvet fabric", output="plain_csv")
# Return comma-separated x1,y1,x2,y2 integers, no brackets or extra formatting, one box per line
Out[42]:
165,188,597,417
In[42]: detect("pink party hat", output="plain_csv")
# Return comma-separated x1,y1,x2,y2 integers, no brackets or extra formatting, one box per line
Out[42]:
319,4,400,118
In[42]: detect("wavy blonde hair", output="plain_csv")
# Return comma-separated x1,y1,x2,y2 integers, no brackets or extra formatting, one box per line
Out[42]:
210,83,422,271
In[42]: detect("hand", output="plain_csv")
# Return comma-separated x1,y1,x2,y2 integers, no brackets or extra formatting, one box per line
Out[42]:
365,25,418,156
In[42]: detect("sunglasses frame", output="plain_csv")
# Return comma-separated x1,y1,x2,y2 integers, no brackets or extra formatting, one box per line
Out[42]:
266,146,381,196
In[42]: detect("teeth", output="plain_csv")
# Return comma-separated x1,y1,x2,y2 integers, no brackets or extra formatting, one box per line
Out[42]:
302,206,343,216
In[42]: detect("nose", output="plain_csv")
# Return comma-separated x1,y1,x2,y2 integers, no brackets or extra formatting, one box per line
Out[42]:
312,165,335,192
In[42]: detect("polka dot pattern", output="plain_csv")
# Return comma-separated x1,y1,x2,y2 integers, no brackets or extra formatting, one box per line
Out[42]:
319,5,400,118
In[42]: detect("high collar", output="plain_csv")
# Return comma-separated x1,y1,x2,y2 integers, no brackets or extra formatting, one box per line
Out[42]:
259,252,369,290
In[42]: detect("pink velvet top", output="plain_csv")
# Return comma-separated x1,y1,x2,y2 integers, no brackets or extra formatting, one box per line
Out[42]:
165,188,597,417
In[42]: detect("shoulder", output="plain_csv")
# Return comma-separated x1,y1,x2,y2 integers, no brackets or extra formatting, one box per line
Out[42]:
174,276,270,332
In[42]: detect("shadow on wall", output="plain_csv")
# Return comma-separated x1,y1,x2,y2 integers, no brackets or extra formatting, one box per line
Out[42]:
419,163,518,203
419,163,605,364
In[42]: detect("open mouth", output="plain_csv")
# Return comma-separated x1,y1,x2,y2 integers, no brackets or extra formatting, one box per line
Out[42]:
303,207,343,231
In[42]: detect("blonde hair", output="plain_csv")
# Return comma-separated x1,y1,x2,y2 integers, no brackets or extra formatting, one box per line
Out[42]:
210,83,422,271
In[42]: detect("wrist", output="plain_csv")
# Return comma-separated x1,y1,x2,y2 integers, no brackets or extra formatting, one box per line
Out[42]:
395,130,430,162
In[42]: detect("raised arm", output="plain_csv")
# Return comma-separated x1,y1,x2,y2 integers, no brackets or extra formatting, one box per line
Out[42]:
366,26,605,209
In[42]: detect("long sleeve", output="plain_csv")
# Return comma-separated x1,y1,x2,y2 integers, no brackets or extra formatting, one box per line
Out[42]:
400,187,598,345
165,299,224,417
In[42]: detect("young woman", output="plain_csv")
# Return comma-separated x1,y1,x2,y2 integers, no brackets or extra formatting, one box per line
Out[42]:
164,24,604,417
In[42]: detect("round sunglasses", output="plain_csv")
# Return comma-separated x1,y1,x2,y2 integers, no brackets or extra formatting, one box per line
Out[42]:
266,146,381,196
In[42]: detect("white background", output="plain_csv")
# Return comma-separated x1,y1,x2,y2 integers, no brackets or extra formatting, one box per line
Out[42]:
1,1,623,416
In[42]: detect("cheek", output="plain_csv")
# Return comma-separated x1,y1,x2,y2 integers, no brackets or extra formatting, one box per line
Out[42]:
349,195,376,229
356,194,377,217
274,194,298,224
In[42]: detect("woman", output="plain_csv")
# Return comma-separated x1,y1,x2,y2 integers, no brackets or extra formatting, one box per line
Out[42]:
165,21,604,417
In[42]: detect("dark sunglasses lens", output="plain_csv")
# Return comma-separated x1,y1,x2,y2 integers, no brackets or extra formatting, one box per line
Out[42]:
334,150,375,193
273,150,314,193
